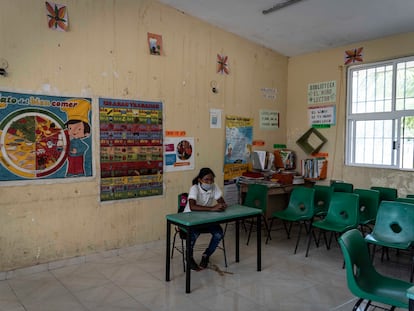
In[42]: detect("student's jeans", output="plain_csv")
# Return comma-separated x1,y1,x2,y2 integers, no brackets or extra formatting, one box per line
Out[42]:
190,224,224,258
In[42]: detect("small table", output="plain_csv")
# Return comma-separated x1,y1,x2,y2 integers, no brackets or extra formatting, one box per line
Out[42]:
165,204,262,293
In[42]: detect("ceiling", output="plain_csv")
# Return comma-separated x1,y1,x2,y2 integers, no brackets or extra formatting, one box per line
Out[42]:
158,0,414,57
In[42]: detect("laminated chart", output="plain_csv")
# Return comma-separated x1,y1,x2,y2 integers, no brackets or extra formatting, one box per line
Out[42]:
99,98,163,201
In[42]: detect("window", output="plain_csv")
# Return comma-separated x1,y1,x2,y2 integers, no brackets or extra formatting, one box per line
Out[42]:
346,56,414,170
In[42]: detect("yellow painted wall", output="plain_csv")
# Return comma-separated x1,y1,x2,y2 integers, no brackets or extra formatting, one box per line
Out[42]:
287,32,414,195
0,0,287,271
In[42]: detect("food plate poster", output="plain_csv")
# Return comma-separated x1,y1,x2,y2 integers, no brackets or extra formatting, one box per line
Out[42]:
99,98,163,201
0,90,93,182
164,137,195,172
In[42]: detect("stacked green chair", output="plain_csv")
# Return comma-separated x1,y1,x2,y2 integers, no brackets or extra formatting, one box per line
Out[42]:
331,181,354,193
313,184,333,218
354,188,380,235
395,197,414,204
339,229,411,311
171,193,228,271
305,192,359,257
370,186,398,202
244,183,271,245
267,187,315,253
365,200,414,282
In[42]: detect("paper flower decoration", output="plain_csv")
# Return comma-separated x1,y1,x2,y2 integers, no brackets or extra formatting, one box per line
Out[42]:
45,1,68,32
344,47,363,65
217,54,229,74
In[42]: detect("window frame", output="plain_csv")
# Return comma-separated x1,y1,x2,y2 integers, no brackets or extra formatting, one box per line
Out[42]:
346,55,414,170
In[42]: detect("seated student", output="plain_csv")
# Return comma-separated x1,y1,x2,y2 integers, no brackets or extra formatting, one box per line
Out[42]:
183,167,227,270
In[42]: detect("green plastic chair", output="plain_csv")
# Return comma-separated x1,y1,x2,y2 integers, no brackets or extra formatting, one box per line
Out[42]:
370,186,398,202
306,192,359,257
339,229,411,311
354,188,380,234
313,184,333,218
267,187,315,253
396,197,414,204
244,183,271,245
331,181,354,193
407,194,414,198
171,193,228,271
365,200,414,282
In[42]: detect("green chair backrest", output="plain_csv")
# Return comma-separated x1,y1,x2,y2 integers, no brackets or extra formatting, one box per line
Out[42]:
313,185,332,216
324,192,359,227
407,194,414,198
339,229,378,297
370,186,397,202
354,188,380,224
285,186,315,219
339,229,409,308
244,183,268,213
177,192,188,213
371,200,414,243
331,182,354,193
395,197,414,204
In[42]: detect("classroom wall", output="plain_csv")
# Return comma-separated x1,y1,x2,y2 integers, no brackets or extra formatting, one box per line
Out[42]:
0,0,288,271
287,32,414,196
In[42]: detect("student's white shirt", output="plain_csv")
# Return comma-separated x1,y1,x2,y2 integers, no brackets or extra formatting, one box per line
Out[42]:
183,183,223,213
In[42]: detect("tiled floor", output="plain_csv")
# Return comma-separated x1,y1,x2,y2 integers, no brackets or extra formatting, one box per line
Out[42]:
0,224,412,311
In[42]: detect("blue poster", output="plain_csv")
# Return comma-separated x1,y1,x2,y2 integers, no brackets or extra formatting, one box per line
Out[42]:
0,91,93,181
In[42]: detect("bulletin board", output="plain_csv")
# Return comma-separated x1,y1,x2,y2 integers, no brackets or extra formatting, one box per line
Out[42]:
0,90,93,181
99,98,163,201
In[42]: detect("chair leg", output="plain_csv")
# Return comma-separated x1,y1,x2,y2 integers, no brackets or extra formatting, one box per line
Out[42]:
363,300,372,311
352,298,364,311
221,232,228,267
266,218,274,244
263,216,271,244
305,227,314,257
294,221,302,254
246,219,253,245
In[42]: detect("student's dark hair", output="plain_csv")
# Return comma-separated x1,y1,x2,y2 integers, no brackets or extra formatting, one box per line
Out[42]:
192,167,215,185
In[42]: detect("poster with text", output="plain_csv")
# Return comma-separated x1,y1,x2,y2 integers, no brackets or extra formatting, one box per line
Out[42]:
0,90,92,182
99,98,163,201
307,80,336,104
164,137,195,172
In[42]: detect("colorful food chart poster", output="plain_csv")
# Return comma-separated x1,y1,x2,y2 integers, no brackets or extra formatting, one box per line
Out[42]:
164,137,195,172
99,98,163,201
0,90,92,181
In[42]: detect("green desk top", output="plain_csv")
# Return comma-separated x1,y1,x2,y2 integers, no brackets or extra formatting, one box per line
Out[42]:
166,204,261,226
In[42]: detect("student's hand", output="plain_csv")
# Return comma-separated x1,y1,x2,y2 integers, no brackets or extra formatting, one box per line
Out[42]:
212,202,227,212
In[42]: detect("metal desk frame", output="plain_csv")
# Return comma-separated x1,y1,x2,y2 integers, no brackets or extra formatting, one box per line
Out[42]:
165,205,262,293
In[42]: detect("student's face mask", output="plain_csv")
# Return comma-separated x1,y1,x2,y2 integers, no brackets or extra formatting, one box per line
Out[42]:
200,182,213,191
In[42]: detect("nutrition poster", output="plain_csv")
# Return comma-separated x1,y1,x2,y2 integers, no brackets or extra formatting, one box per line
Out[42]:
0,90,92,181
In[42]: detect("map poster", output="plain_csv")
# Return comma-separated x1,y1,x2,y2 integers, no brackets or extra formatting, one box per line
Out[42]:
99,98,163,201
0,90,92,182
164,137,195,172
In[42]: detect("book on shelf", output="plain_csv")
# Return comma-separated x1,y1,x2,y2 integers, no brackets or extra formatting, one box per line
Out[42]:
301,157,327,180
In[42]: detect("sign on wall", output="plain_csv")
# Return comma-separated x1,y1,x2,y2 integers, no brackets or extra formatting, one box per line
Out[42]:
307,80,336,104
0,90,93,181
308,105,336,126
164,137,195,172
259,109,279,130
99,98,163,201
